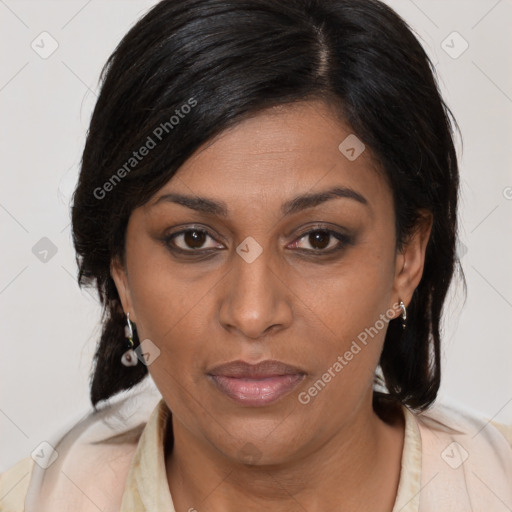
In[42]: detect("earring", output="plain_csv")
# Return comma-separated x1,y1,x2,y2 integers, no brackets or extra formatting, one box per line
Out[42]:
399,300,407,330
121,312,138,367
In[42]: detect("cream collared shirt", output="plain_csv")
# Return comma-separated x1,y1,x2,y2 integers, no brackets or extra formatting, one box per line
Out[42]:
2,389,512,511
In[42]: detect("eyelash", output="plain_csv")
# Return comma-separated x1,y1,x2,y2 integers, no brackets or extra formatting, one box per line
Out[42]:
162,225,353,257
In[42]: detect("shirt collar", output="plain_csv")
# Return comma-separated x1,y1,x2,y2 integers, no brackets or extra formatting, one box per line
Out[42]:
120,398,421,512
392,405,422,512
120,398,175,511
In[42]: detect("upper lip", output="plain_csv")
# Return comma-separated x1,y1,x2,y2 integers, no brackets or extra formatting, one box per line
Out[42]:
207,359,306,379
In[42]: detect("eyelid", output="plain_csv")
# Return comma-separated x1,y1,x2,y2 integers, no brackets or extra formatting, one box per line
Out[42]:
292,222,350,237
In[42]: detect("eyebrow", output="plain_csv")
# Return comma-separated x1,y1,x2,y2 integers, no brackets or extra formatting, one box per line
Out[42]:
152,186,369,217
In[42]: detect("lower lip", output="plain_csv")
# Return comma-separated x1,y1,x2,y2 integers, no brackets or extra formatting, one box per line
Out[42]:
208,374,305,406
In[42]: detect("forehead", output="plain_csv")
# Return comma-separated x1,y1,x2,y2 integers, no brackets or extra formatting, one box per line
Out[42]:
146,100,391,215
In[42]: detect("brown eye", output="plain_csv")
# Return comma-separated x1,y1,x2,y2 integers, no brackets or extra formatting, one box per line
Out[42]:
289,228,352,253
307,230,331,250
166,229,223,252
183,230,207,249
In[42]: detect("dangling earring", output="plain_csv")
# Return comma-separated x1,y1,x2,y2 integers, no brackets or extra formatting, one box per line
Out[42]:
121,312,138,366
399,300,407,330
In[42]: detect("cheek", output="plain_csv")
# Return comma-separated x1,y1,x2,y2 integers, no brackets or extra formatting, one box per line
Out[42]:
294,238,396,398
126,256,210,406
129,270,211,359
296,287,393,417
123,239,228,400
125,224,211,338
296,238,395,342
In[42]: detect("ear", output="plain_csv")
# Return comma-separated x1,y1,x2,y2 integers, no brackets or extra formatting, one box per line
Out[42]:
392,210,433,313
110,256,137,323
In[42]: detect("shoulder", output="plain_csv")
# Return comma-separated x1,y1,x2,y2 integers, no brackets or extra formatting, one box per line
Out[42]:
411,400,512,510
0,456,35,511
415,399,512,450
0,422,144,512
489,419,512,447
1,383,162,512
36,427,143,512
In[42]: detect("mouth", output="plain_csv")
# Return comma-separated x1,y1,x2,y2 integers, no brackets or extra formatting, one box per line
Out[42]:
207,360,306,407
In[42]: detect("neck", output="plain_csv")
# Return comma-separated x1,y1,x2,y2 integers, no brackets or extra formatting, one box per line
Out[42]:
165,392,404,512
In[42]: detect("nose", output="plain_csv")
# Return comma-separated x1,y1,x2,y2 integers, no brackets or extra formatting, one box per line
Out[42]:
218,243,293,340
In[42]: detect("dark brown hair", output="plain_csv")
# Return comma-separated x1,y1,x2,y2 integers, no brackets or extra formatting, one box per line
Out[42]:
71,0,462,411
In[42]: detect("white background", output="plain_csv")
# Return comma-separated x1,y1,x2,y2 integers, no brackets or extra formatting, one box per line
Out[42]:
1,0,511,472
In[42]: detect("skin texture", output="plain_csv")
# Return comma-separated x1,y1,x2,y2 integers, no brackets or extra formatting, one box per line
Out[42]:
112,100,433,511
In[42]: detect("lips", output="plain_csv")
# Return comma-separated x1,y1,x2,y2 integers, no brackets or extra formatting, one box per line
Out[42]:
207,360,306,406
208,359,306,378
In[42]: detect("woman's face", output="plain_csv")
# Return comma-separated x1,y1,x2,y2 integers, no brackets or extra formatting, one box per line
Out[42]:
112,100,430,465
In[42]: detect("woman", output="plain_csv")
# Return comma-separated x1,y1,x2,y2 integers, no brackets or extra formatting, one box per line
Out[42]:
1,0,511,510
